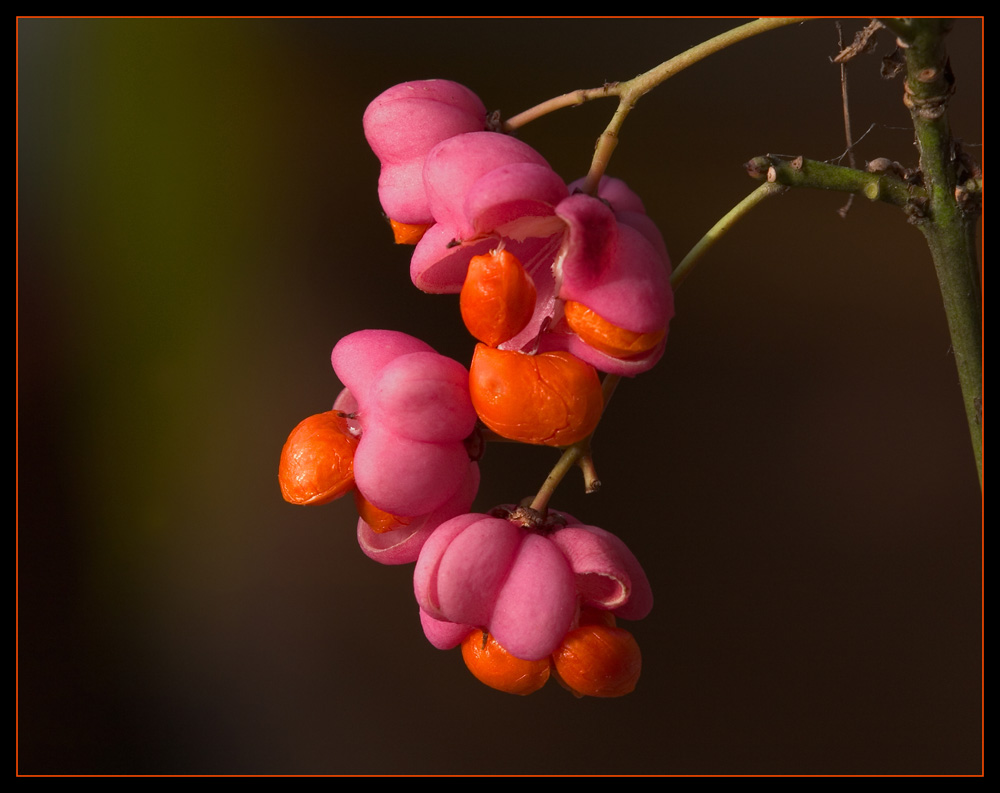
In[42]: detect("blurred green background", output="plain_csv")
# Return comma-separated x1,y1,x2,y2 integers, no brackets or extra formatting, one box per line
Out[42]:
18,18,982,774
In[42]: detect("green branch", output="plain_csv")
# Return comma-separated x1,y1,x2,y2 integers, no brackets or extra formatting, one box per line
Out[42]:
747,21,981,487
745,155,920,208
579,18,808,194
672,182,787,290
888,18,983,487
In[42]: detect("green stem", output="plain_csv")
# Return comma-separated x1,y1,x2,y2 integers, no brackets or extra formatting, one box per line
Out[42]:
887,18,983,487
529,374,620,513
503,19,811,194
531,164,795,506
671,182,787,290
529,445,584,514
745,155,920,208
581,18,809,194
531,175,791,505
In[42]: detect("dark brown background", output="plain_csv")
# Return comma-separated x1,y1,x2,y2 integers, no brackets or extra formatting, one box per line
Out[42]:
18,18,982,774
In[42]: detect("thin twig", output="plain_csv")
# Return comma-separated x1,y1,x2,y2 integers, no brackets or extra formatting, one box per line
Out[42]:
671,182,787,290
581,18,809,194
836,22,857,218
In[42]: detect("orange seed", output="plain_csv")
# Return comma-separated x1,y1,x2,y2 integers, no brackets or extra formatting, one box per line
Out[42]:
551,623,641,698
389,219,432,245
278,411,359,506
354,490,412,533
461,630,551,696
563,300,665,359
460,249,537,347
469,344,603,447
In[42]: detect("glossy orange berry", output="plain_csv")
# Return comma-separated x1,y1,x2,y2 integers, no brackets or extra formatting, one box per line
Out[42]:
389,219,432,245
460,249,537,347
461,630,551,696
551,623,641,698
469,344,603,447
353,489,411,533
278,411,359,506
563,301,665,359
